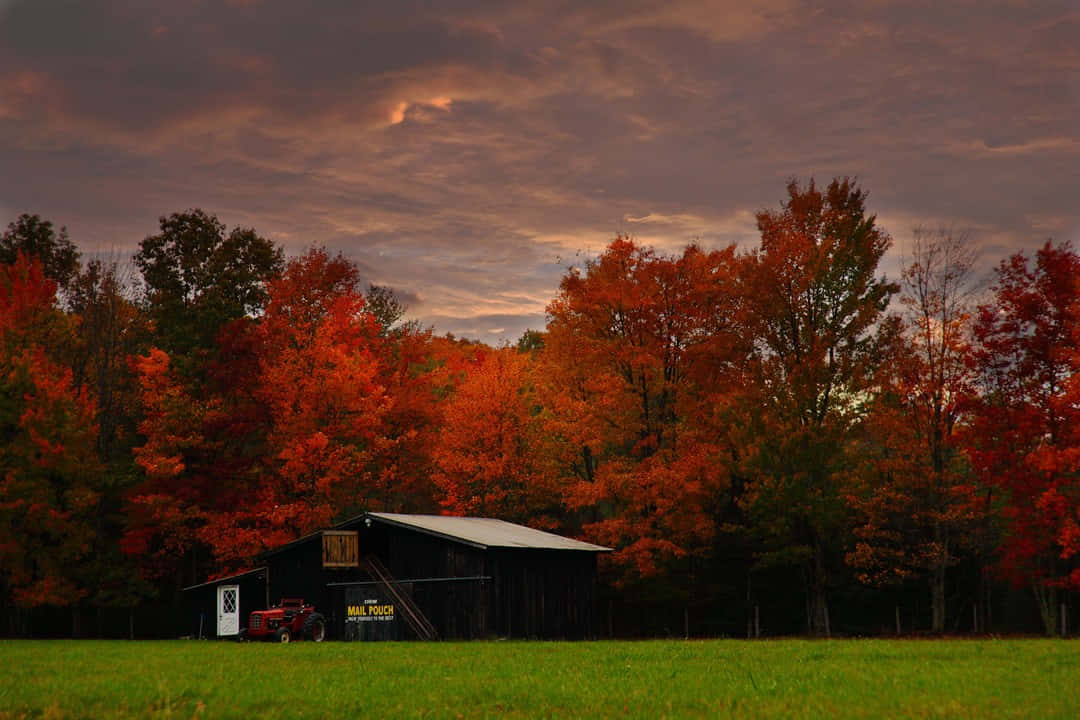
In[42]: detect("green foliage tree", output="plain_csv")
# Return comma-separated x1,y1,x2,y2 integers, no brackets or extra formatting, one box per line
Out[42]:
738,178,897,636
135,209,283,363
0,214,81,293
516,329,545,354
365,284,407,335
65,259,154,630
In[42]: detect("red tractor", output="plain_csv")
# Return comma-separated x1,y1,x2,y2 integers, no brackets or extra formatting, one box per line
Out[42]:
240,598,326,643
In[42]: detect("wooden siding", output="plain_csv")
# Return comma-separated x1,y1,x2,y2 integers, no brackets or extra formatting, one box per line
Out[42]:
322,531,359,568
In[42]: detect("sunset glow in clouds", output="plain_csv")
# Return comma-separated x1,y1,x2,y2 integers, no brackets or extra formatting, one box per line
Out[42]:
1,0,1078,341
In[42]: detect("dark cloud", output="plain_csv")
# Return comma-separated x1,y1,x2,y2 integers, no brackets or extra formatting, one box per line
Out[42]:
1,0,1078,341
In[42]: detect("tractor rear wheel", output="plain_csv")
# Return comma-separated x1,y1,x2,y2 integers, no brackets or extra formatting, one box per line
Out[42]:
303,613,326,642
276,627,291,643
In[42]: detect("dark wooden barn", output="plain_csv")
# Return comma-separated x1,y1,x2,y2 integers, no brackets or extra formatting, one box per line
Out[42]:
182,512,609,640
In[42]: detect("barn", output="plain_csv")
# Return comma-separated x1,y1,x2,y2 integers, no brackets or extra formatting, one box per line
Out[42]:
182,512,610,641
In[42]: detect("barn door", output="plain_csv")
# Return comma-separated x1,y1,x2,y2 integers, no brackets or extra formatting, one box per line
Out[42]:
217,585,240,636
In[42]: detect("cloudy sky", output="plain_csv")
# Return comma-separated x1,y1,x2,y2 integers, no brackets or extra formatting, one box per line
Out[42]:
2,1,1078,341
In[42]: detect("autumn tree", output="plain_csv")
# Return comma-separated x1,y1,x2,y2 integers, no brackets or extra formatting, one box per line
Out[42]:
124,347,215,583
251,249,388,549
433,348,560,524
739,178,897,636
127,248,394,571
369,327,470,515
541,238,744,585
0,255,101,632
968,240,1080,635
845,228,980,632
126,211,284,581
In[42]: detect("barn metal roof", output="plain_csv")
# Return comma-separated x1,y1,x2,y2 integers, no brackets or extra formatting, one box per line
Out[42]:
181,566,267,592
367,513,611,552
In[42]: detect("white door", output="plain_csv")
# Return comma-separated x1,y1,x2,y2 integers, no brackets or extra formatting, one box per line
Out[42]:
217,585,239,636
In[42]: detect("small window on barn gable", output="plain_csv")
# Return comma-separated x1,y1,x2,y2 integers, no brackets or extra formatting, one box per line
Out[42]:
322,531,359,568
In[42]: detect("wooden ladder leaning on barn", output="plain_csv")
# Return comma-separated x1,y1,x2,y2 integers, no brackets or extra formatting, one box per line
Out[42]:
359,555,439,641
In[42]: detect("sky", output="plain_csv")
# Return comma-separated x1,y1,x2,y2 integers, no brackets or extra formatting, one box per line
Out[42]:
1,1,1078,342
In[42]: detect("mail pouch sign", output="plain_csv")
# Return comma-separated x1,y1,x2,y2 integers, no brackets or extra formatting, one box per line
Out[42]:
339,586,404,640
346,598,395,623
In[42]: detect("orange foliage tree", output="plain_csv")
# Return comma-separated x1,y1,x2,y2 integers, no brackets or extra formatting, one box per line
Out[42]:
540,237,745,585
433,348,560,524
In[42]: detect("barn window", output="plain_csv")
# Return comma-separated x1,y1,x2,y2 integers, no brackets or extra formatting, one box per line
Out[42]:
322,531,359,568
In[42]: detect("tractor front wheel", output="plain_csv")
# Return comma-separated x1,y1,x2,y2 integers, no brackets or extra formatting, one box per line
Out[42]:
275,627,291,643
303,613,327,642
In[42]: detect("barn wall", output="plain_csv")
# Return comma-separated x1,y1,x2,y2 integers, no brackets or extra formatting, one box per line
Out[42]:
491,550,598,639
363,524,492,640
182,569,268,639
411,578,491,639
384,526,487,579
328,578,491,640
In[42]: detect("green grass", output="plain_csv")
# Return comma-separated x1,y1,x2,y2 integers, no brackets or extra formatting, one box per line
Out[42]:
0,638,1076,719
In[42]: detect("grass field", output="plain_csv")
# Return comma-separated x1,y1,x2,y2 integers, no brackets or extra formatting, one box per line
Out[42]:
0,638,1077,719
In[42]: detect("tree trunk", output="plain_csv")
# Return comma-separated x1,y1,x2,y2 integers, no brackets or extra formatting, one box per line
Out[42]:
931,562,946,634
746,574,754,640
807,541,830,637
1034,583,1059,636
930,521,948,634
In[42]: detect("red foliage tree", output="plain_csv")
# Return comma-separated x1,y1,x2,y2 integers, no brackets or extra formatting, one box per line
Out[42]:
0,255,101,611
127,248,394,572
967,240,1080,635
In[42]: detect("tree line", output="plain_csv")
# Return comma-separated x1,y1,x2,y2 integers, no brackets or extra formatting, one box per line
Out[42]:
2,178,1079,638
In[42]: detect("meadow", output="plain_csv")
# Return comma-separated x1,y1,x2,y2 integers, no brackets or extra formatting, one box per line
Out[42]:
0,638,1076,719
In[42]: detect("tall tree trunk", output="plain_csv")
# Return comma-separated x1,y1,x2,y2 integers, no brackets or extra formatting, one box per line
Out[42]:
930,525,947,633
1034,582,1060,637
931,567,947,633
807,540,830,636
746,574,755,640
